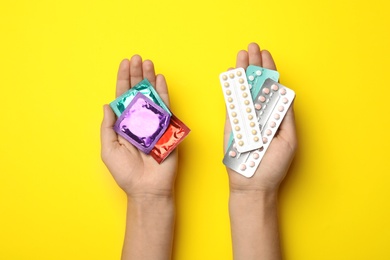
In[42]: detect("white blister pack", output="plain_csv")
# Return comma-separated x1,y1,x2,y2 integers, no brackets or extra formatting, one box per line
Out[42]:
220,68,263,153
223,78,295,178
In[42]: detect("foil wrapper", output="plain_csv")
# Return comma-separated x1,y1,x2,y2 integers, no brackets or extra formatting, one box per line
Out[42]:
114,92,171,154
110,78,171,117
150,114,191,164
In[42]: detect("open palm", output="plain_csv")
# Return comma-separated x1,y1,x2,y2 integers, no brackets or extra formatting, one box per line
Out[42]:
101,55,177,197
224,43,297,193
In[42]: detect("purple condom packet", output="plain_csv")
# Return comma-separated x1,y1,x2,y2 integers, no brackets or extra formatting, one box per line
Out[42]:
114,92,171,154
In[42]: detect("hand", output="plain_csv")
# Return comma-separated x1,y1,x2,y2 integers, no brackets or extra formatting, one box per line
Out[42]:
101,55,177,198
224,43,297,194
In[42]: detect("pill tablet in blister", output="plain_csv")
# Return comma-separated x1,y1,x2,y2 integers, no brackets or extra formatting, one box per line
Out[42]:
220,68,263,153
223,79,295,178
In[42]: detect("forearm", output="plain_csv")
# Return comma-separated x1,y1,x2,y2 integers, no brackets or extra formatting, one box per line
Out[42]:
229,190,281,260
122,195,175,260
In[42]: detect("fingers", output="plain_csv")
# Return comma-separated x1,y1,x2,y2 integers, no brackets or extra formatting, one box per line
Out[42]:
236,50,249,69
155,74,170,107
260,50,277,71
116,59,130,98
130,55,143,87
142,60,156,87
101,105,118,153
248,42,262,66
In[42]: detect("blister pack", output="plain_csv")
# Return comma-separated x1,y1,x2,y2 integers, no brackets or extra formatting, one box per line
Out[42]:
114,92,171,154
223,78,295,178
227,66,280,148
110,79,171,117
246,65,280,97
220,68,263,153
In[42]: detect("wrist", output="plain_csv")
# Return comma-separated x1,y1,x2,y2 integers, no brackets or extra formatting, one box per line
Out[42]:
229,189,278,210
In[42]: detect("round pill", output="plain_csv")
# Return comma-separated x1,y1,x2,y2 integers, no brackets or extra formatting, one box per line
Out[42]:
239,164,246,171
229,73,234,78
237,134,242,139
255,103,262,110
248,75,254,81
262,137,268,143
226,90,231,95
229,104,235,109
222,75,228,80
250,122,255,127
232,112,237,117
274,113,280,120
237,71,242,76
252,152,259,159
238,78,244,84
224,82,229,87
244,100,250,105
246,107,251,113
235,126,240,131
278,106,284,112
271,84,279,91
265,129,272,136
259,96,266,102
263,88,270,94
229,151,236,157
248,115,253,120
249,161,255,167
240,85,246,90
238,141,244,146
254,137,259,142
282,97,288,104
256,70,262,76
270,121,276,128
252,130,257,135
228,97,233,102
280,88,287,95
242,93,248,98
233,119,238,124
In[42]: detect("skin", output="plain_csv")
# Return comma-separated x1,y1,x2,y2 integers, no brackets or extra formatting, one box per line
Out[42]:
101,55,177,260
226,43,297,260
100,43,297,260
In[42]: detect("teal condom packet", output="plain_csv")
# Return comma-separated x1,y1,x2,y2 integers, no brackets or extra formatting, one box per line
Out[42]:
110,78,171,117
226,66,280,150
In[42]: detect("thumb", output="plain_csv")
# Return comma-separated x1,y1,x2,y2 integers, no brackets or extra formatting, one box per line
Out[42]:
101,105,118,152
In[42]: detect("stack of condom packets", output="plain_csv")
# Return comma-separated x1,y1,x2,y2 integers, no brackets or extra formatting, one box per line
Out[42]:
221,65,295,178
110,79,190,163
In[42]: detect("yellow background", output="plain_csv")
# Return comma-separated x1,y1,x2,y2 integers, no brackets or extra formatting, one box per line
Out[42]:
1,0,389,259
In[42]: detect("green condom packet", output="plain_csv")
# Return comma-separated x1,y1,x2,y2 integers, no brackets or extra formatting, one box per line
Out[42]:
110,78,171,117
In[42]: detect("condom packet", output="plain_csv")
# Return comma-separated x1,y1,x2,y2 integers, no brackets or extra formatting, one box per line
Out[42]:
114,92,171,154
226,66,280,149
110,78,171,117
150,114,191,164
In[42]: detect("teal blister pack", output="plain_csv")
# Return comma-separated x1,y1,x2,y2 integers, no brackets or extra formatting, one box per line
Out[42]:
226,66,280,149
110,78,171,117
